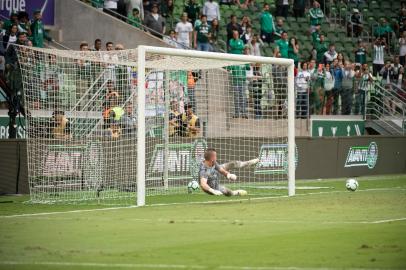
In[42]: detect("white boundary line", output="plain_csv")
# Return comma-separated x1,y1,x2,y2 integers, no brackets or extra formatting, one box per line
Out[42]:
0,187,405,219
0,261,399,270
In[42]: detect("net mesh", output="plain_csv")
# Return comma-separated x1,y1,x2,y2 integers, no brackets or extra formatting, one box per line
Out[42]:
16,45,292,204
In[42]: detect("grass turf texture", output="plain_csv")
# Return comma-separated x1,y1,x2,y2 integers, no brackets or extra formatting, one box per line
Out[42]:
0,175,405,270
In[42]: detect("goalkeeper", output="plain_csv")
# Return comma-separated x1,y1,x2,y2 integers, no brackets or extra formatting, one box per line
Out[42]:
199,148,259,196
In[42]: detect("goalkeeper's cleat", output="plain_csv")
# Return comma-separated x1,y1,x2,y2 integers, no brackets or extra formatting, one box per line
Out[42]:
233,189,248,196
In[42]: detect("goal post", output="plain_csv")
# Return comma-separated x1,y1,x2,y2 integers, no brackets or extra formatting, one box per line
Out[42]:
136,46,295,206
15,44,295,205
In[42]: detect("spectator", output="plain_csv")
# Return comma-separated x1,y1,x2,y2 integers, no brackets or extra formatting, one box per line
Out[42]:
372,37,386,76
17,11,31,35
77,42,91,109
103,0,119,18
92,39,102,51
311,24,321,45
354,40,367,66
121,102,137,135
241,26,253,44
260,3,276,46
143,4,166,38
209,18,220,51
315,34,328,64
128,8,142,28
203,0,220,25
237,0,254,9
341,61,355,115
160,0,174,19
331,59,343,115
323,63,334,114
226,15,243,44
248,34,264,56
347,8,363,37
3,13,18,32
274,18,286,40
295,61,311,118
169,100,181,136
105,121,122,139
399,31,406,66
195,15,211,51
227,63,250,118
229,30,245,54
274,32,289,58
308,1,324,33
311,63,325,114
400,17,406,35
354,63,372,115
374,18,394,41
187,71,197,112
293,0,306,19
51,111,72,140
164,30,179,47
272,53,288,116
241,16,252,33
276,0,289,19
180,103,201,137
288,37,300,67
337,52,345,66
184,0,201,25
126,0,144,20
30,9,52,48
323,44,337,65
175,13,193,48
3,24,18,50
248,64,263,119
391,56,404,87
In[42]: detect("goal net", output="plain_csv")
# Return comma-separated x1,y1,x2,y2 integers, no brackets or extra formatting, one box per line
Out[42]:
15,45,295,205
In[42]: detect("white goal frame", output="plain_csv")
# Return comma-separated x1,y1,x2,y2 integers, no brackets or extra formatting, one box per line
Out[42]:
136,46,296,206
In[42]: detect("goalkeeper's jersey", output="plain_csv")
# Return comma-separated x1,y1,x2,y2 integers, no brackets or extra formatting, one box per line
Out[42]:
199,161,221,187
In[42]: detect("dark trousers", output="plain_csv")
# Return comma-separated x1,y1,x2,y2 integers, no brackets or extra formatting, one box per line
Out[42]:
253,87,262,118
296,92,308,118
354,90,366,115
372,63,384,77
341,88,353,115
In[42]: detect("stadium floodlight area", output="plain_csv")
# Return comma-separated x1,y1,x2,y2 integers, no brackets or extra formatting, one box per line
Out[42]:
16,45,295,205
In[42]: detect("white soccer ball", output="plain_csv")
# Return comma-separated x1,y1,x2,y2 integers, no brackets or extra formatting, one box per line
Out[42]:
346,178,359,191
187,180,200,193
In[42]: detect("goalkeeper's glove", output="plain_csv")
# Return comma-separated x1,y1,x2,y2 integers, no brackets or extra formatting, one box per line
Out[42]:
227,173,237,181
209,188,223,196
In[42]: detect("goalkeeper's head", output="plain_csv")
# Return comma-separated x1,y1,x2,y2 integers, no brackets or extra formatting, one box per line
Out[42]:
203,148,217,166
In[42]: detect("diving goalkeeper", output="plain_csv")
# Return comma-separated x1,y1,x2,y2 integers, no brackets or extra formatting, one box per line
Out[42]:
199,148,259,196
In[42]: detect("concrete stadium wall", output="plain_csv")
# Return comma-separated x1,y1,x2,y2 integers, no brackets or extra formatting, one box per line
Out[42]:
54,0,168,49
1,137,405,195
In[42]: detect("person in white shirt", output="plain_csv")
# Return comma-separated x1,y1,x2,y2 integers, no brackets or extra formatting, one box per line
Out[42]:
323,44,337,65
247,34,264,56
175,13,194,48
295,62,311,118
164,30,180,48
399,31,406,67
203,0,220,24
372,37,386,76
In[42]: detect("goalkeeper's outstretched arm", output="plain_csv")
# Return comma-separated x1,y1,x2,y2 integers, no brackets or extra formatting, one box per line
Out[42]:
218,167,237,181
200,177,223,195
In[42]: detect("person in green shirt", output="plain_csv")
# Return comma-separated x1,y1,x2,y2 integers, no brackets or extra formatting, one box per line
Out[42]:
30,9,52,48
3,13,18,32
17,12,31,35
311,24,321,45
315,34,328,64
226,63,250,118
260,3,275,45
273,18,285,40
274,32,289,58
308,1,324,32
228,30,244,54
184,0,200,25
195,15,211,51
128,8,141,29
354,40,367,65
374,18,394,41
288,37,300,67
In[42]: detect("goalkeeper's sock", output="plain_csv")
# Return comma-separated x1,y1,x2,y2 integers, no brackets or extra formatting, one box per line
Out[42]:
239,158,260,168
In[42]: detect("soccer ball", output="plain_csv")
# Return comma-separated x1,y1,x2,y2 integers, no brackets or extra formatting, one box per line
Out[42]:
346,178,359,191
187,180,200,193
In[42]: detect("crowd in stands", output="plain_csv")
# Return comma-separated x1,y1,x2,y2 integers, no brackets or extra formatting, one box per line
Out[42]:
2,1,406,139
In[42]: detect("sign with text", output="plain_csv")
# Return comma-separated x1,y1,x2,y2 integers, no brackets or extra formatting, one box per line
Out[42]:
344,142,378,169
255,144,298,174
311,118,365,137
0,0,54,25
0,116,26,139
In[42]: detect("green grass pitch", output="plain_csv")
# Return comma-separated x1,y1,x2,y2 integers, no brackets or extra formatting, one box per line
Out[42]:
0,175,405,270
